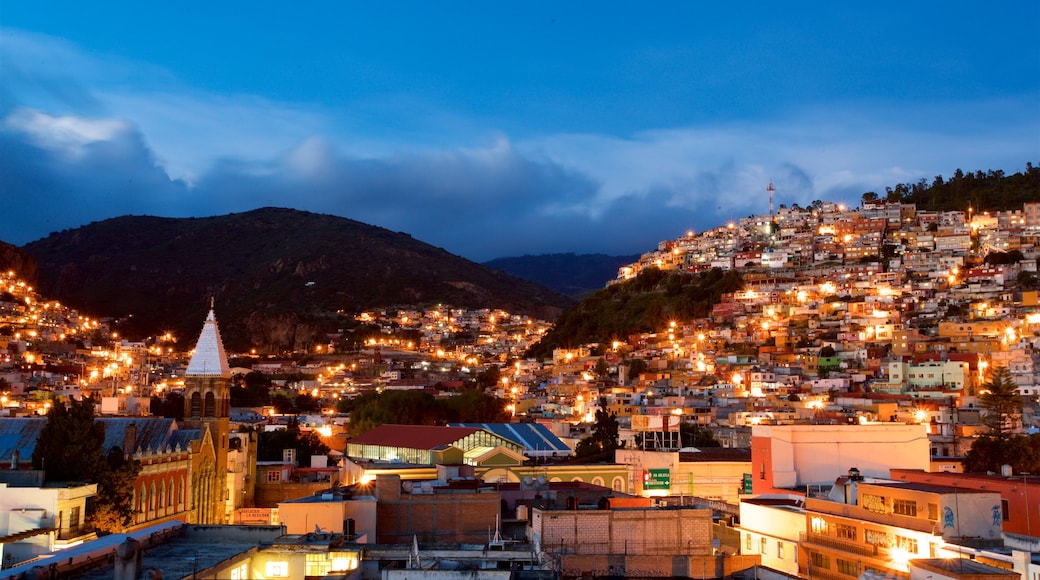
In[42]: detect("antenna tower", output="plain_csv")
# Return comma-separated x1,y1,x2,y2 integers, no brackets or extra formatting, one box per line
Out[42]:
767,181,775,220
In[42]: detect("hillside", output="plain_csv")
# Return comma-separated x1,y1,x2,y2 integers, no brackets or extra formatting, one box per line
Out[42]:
0,241,38,285
483,253,641,298
526,267,743,359
22,208,574,352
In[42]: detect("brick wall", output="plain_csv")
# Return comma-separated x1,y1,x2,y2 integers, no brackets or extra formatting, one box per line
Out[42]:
533,507,712,556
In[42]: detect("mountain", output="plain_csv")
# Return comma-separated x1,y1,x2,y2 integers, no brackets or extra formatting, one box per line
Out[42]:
22,208,574,352
0,241,38,285
483,253,641,298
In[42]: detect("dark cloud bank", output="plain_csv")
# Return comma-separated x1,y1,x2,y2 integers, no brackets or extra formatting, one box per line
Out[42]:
2,116,758,261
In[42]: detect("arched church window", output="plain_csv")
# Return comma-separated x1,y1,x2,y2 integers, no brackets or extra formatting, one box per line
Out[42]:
204,392,216,417
190,392,202,418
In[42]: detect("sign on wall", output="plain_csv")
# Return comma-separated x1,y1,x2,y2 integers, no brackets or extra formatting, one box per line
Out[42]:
644,468,671,490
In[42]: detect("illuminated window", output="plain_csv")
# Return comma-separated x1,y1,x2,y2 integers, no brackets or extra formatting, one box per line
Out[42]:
810,517,828,534
230,563,248,580
265,561,289,577
895,535,918,555
777,542,784,559
330,552,359,572
746,535,752,551
306,554,330,576
760,538,767,553
928,503,938,520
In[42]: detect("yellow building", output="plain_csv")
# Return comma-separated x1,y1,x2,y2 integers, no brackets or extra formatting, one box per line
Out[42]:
617,448,751,502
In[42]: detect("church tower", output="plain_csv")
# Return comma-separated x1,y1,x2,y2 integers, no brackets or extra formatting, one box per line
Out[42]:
182,303,232,524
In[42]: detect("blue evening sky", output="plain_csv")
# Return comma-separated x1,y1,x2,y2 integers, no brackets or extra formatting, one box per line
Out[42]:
2,2,1037,260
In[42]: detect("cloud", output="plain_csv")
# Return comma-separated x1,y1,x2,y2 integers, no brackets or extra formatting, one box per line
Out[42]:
2,30,1036,261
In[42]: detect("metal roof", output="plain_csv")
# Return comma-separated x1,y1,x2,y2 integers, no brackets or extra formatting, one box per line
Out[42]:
449,422,571,457
348,424,484,449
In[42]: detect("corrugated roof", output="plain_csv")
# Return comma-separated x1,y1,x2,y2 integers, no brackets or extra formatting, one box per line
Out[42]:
450,422,571,456
185,308,231,377
99,418,179,453
348,424,482,449
0,417,196,462
0,418,46,462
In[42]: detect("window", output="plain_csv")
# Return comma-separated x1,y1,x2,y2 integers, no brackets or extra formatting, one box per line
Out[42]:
810,517,828,534
69,506,80,528
305,554,331,576
265,562,289,577
267,470,282,483
746,535,752,551
810,552,830,570
1002,499,1010,521
330,552,359,572
761,538,767,554
837,559,858,576
895,535,918,555
892,498,917,517
928,503,938,520
861,494,887,514
230,563,248,580
760,462,766,480
835,523,856,541
777,542,784,559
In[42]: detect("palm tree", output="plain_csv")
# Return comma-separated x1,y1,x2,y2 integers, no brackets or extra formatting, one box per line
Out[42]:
980,366,1022,437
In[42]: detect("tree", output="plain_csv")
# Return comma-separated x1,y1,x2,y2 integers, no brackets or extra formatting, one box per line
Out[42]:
31,396,140,534
964,434,1040,474
575,407,621,459
819,345,836,358
91,448,142,534
679,422,721,448
32,396,105,482
257,421,333,466
594,357,609,377
980,366,1022,437
1017,270,1039,290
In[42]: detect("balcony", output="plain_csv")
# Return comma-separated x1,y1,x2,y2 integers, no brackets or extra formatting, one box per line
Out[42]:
800,532,880,558
56,524,94,542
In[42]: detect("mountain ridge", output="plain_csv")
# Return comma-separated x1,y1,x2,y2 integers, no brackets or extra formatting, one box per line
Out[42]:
21,207,575,352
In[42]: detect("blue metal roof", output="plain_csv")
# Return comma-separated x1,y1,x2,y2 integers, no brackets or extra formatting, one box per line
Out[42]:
449,422,572,458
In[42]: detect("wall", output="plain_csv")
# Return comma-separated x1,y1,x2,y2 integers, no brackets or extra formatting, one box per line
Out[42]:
752,424,929,493
530,506,712,557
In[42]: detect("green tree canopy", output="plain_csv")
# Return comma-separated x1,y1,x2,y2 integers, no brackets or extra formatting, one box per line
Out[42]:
980,366,1022,437
31,396,141,534
32,396,105,482
257,421,333,466
575,407,621,460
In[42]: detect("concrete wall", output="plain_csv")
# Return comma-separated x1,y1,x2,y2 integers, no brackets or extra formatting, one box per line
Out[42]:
752,424,929,493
